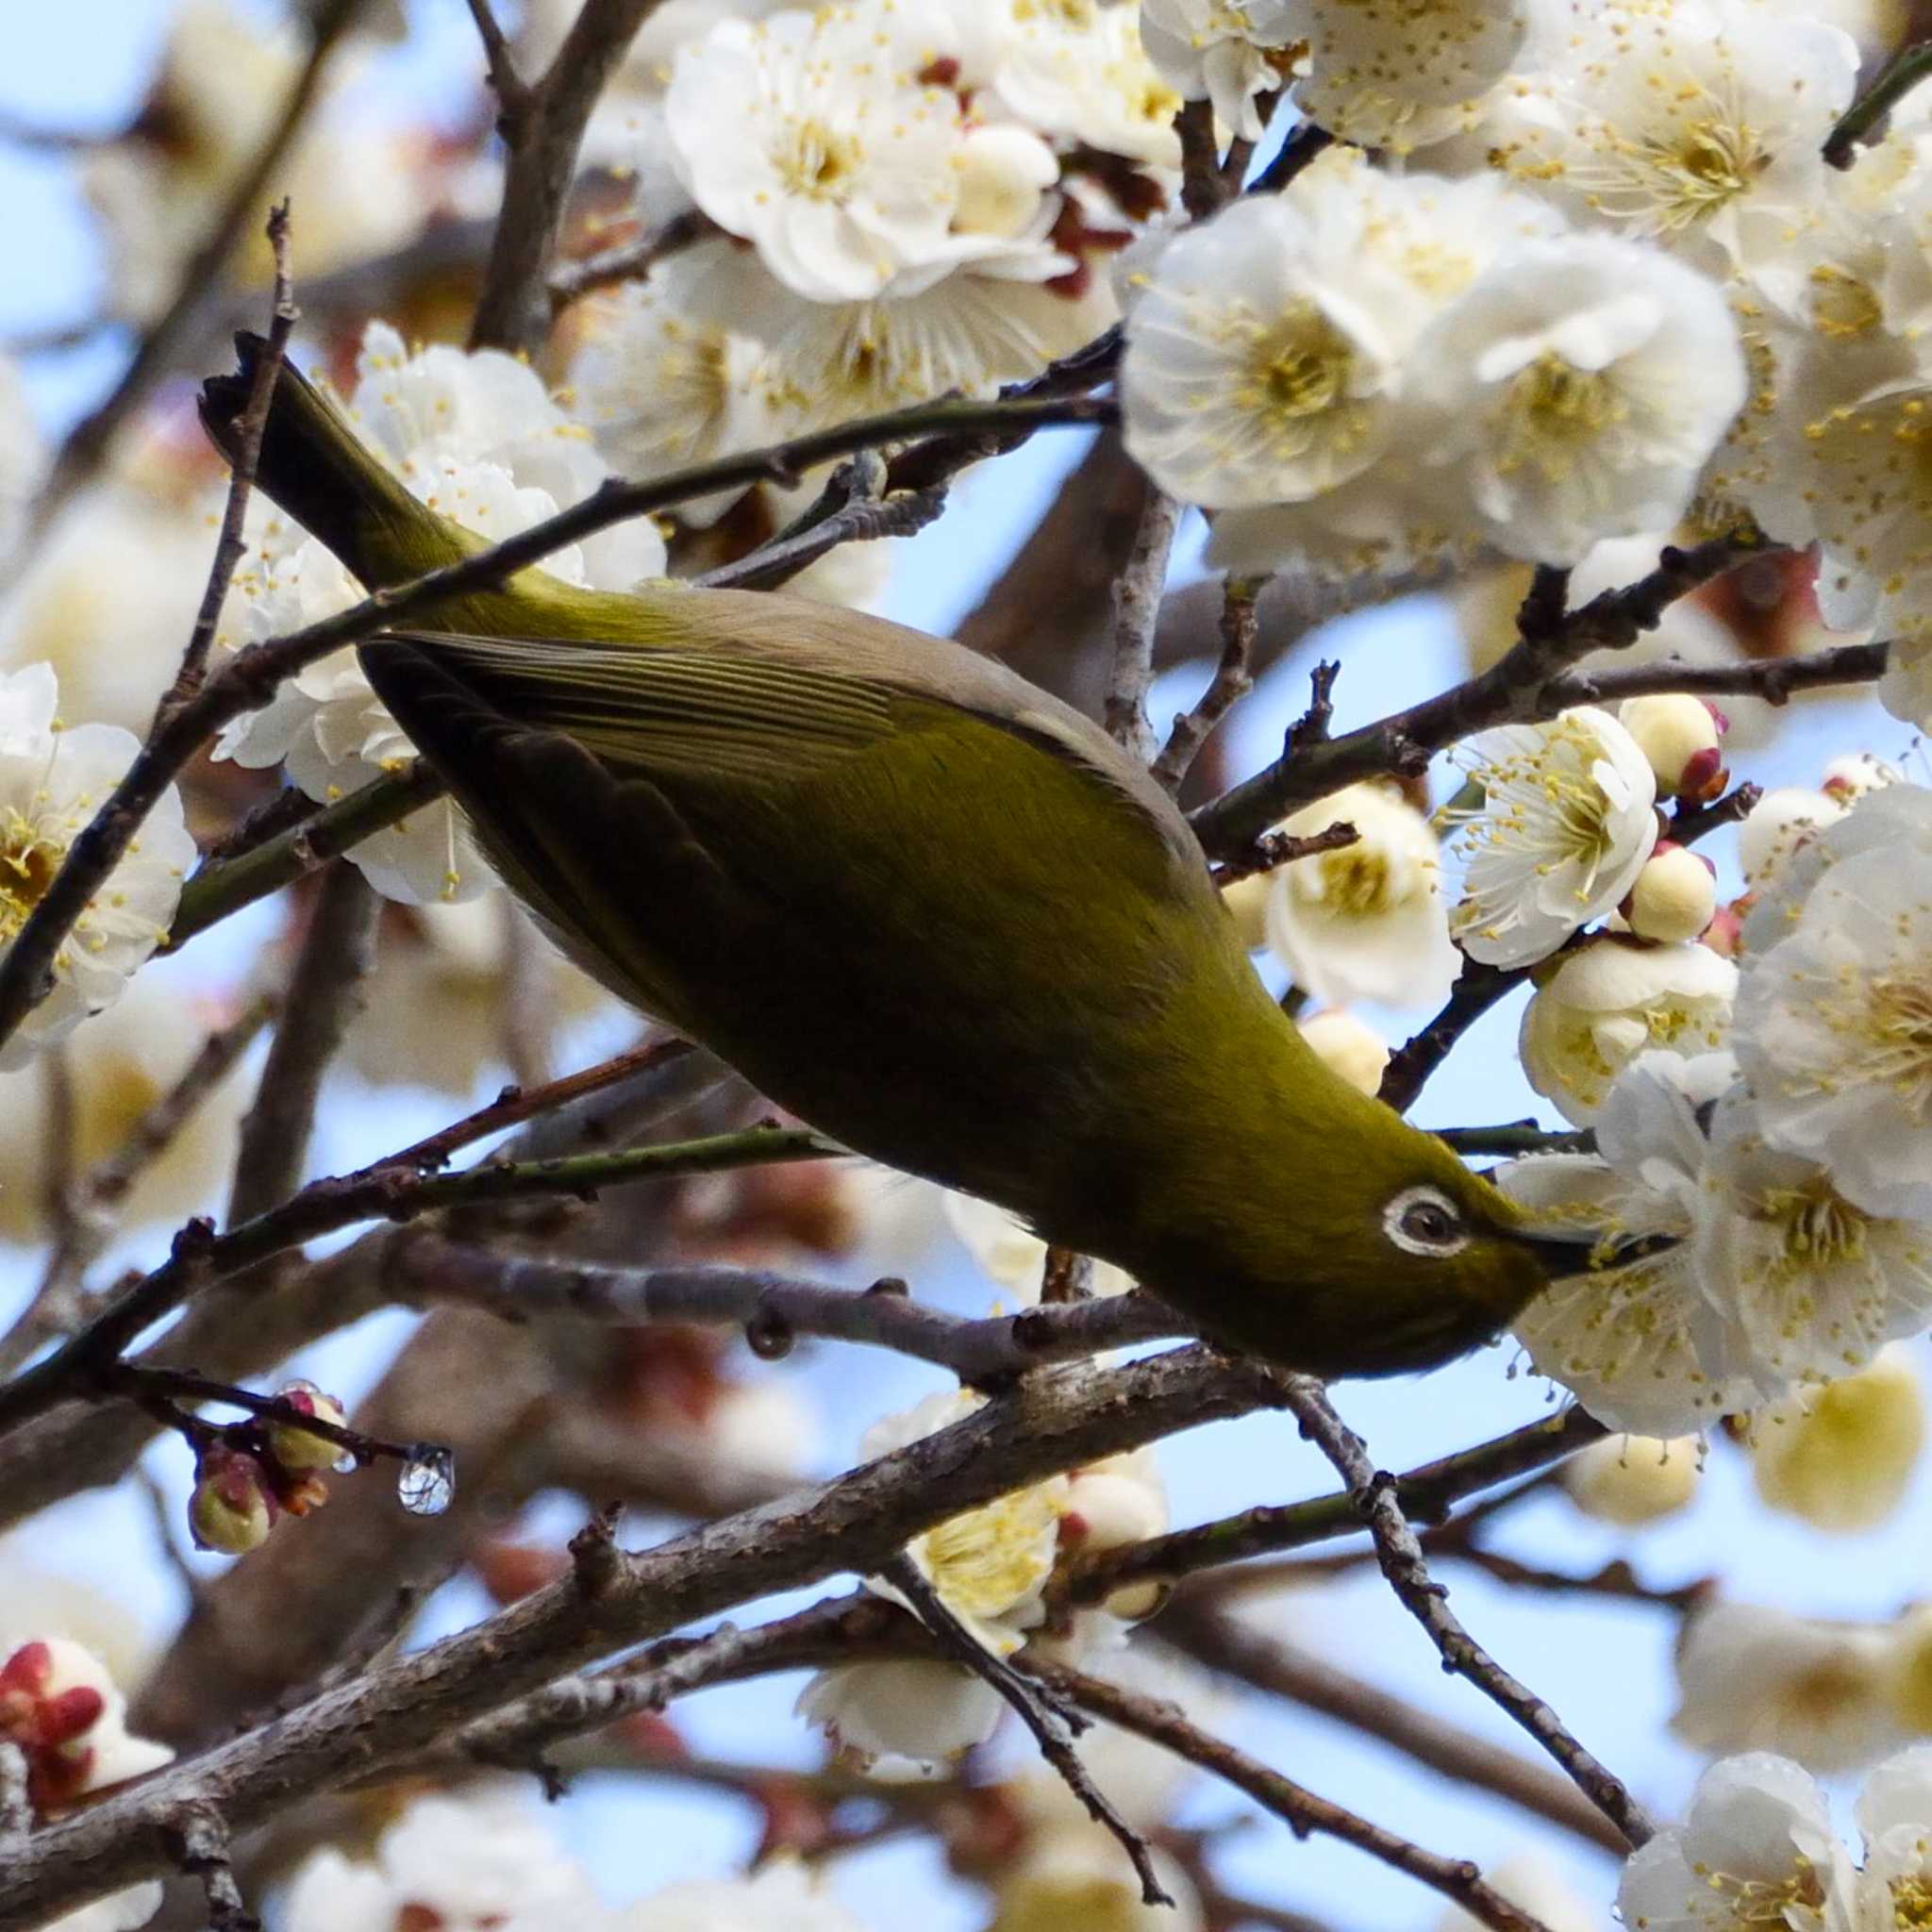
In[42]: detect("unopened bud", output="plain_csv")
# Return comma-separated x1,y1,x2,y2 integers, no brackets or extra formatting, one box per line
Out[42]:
1220,869,1271,951
1703,900,1745,959
1739,786,1843,885
1563,1434,1701,1525
1625,843,1718,943
954,125,1058,239
190,1446,275,1555
1620,693,1724,795
265,1379,348,1472
1297,1008,1389,1096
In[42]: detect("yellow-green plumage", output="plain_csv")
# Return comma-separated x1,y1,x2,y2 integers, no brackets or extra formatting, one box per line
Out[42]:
202,337,1563,1377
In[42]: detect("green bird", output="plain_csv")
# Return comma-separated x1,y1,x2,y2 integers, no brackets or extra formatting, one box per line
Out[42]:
202,335,1592,1378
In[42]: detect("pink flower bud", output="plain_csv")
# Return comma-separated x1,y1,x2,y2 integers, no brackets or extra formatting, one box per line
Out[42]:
265,1379,349,1472
190,1445,276,1555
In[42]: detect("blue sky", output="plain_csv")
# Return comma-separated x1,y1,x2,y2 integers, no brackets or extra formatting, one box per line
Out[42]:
3,7,1929,1927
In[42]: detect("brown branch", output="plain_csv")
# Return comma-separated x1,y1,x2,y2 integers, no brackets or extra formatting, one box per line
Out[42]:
1277,1379,1651,1847
1107,490,1185,759
1543,638,1890,711
0,1345,1290,1929
1191,530,1774,858
162,205,297,713
1152,576,1260,794
387,1234,1187,1381
1210,822,1358,890
165,1803,258,1932
468,0,668,354
1250,122,1335,194
20,0,367,548
0,1124,842,1443
1377,961,1523,1113
1158,1600,1630,1853
166,765,449,955
549,209,708,308
1824,39,1932,167
226,864,379,1224
1065,1406,1606,1607
1037,1662,1556,1932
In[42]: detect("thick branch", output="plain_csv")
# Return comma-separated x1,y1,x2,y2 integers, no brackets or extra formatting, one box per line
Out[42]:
0,1345,1287,1929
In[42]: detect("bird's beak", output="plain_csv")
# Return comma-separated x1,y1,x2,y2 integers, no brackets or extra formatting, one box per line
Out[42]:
1511,1228,1680,1279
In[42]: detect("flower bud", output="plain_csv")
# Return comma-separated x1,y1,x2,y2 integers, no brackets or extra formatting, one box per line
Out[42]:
1060,1451,1168,1621
1625,843,1717,942
1752,1346,1924,1534
1739,786,1843,885
1563,1434,1700,1525
1620,693,1724,796
1296,1008,1389,1096
265,1379,348,1472
1219,869,1271,951
189,1446,276,1555
954,125,1058,240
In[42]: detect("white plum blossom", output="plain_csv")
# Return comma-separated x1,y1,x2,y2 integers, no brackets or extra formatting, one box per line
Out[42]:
281,1785,611,1932
1124,158,1558,520
795,1657,1011,1777
1122,190,1420,510
1846,1746,1932,1930
1733,840,1932,1220
0,664,194,1069
1291,0,1540,155
662,5,989,303
218,325,667,905
1409,233,1746,564
1672,1603,1905,1774
1751,1345,1925,1535
1139,0,1298,138
990,1822,1203,1932
1449,707,1659,969
1617,1752,1856,1932
1506,1051,1757,1435
1487,0,1859,279
1694,1091,1932,1393
1263,782,1460,1009
1518,937,1736,1124
993,3,1184,172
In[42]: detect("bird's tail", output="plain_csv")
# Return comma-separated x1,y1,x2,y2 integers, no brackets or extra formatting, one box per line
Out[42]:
199,332,473,590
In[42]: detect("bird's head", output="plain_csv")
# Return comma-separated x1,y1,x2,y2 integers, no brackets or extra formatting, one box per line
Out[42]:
1229,1120,1641,1378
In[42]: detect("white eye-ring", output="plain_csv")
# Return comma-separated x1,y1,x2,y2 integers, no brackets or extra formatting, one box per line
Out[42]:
1383,1185,1472,1257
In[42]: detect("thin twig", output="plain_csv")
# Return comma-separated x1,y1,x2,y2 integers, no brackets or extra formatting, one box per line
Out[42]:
164,1803,258,1932
1211,822,1358,891
1152,575,1260,793
166,766,448,955
1543,639,1889,712
1249,121,1336,195
1106,489,1185,761
882,1556,1174,1909
468,0,670,354
1378,962,1523,1113
1824,38,1932,167
226,864,379,1225
1277,1378,1652,1847
1066,1406,1606,1607
549,209,708,307
388,1234,1184,1383
1037,1662,1555,1932
160,203,297,714
463,0,528,108
1158,1601,1629,1852
0,996,278,1378
0,1124,845,1442
1192,530,1775,858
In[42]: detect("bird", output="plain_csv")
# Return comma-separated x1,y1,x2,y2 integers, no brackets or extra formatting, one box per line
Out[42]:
200,333,1596,1379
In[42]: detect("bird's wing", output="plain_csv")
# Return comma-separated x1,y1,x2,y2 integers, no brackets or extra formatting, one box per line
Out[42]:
363,589,1201,869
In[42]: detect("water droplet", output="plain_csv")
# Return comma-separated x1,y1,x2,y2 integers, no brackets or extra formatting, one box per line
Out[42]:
744,1308,794,1360
397,1444,456,1517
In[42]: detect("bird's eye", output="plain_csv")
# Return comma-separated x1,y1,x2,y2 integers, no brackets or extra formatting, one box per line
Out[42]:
1383,1185,1471,1257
